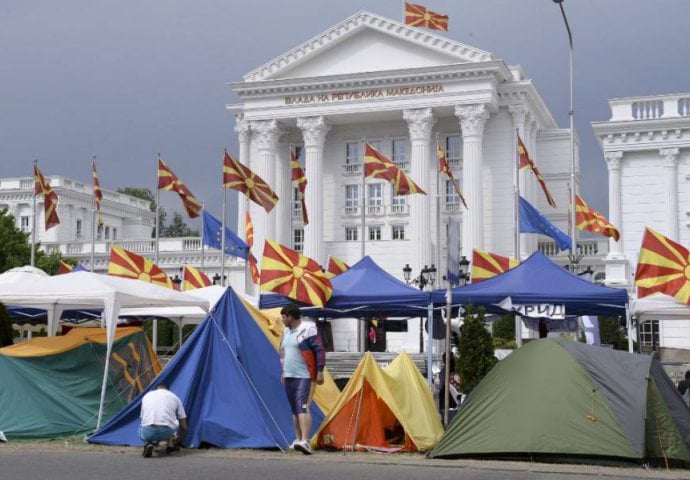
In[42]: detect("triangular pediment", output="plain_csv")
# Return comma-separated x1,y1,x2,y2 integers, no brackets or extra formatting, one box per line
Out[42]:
244,10,494,82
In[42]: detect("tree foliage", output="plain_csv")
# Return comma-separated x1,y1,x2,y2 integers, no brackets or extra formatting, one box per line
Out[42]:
161,212,198,237
0,209,32,272
457,304,497,393
598,316,629,350
117,187,197,238
0,302,15,347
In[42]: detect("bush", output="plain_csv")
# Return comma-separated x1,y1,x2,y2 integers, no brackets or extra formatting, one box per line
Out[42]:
492,314,515,341
457,304,497,393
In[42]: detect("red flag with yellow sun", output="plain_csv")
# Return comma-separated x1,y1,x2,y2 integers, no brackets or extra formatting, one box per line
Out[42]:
108,244,174,289
260,239,332,307
471,249,520,283
635,227,690,305
182,265,212,291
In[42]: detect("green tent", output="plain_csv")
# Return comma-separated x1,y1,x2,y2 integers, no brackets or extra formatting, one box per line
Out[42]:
0,327,160,440
430,338,690,467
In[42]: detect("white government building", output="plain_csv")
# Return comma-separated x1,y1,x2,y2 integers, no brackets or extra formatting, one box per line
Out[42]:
13,11,681,352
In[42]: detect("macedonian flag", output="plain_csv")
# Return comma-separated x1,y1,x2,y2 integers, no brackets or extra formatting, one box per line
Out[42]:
108,244,174,289
223,151,279,213
245,211,260,284
248,253,260,285
260,239,332,307
518,135,557,209
291,149,308,225
157,156,202,218
471,249,520,283
92,157,104,229
364,143,426,195
635,227,690,304
404,2,449,31
33,163,60,230
574,193,620,242
182,265,212,291
438,139,468,209
325,256,350,279
58,260,74,275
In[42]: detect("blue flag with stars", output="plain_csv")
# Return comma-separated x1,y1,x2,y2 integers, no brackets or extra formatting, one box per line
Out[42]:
202,210,249,260
519,196,571,251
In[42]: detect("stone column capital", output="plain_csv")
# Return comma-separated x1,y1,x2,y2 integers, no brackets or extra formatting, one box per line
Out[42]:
252,119,284,150
508,105,528,132
454,104,490,137
604,151,623,171
660,147,680,167
234,115,251,144
403,108,436,141
296,116,331,147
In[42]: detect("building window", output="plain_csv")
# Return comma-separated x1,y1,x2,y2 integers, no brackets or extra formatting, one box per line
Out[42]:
367,139,382,151
292,187,303,219
367,183,384,215
392,138,407,169
445,180,460,212
345,185,359,215
392,224,405,240
446,135,462,168
293,228,304,252
76,219,82,238
639,320,659,352
345,227,358,241
368,225,382,241
345,142,360,174
20,216,30,232
391,194,407,214
112,228,117,240
104,226,110,240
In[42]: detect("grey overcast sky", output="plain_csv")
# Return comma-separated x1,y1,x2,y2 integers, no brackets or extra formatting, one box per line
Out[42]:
1,0,688,229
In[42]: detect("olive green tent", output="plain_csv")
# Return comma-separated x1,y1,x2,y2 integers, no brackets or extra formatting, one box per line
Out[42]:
0,327,160,440
430,338,690,467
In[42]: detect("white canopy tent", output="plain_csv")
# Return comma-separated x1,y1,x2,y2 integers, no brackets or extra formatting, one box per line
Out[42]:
0,271,209,428
0,265,48,284
631,293,690,321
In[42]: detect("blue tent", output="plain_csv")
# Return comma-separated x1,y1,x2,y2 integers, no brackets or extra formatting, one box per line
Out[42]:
89,287,324,449
259,256,432,318
432,251,628,317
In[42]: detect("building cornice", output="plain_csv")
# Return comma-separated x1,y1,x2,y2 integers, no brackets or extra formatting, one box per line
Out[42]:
242,10,494,83
592,118,690,152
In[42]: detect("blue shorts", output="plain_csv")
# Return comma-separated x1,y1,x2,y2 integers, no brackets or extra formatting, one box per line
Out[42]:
284,377,312,415
139,425,175,443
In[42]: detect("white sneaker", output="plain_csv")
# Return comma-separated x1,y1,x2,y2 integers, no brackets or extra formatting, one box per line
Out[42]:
288,440,298,450
294,440,312,455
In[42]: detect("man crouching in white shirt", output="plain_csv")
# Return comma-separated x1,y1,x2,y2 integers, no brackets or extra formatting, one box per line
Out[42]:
139,384,188,458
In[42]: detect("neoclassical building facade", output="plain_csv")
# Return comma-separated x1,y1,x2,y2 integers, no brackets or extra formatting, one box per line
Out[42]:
229,11,577,287
592,93,690,350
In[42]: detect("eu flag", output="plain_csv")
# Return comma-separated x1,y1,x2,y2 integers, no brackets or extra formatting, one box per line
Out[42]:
202,210,249,260
519,196,571,251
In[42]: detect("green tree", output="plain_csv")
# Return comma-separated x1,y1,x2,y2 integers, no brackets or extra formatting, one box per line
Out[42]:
161,212,199,237
0,208,32,271
0,303,15,347
598,316,629,350
457,304,497,393
492,313,516,348
117,187,166,238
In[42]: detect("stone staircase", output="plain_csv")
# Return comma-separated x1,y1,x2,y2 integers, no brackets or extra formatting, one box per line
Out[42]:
325,352,439,381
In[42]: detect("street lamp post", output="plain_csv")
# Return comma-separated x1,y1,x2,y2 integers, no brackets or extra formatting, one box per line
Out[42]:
402,264,437,353
552,0,579,271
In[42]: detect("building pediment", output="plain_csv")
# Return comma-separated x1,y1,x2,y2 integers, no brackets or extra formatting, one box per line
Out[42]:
243,10,494,83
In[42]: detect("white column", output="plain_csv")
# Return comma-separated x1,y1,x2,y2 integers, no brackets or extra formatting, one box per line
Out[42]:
234,116,251,233
403,108,436,275
251,119,283,262
297,116,330,265
605,151,624,259
455,104,490,258
509,105,529,259
661,148,680,241
275,137,292,246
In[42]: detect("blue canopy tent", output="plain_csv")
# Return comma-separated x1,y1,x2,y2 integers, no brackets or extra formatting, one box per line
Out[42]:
259,256,432,318
89,287,324,449
431,251,628,317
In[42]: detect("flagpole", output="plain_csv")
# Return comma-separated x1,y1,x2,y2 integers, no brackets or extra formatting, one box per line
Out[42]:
360,140,366,259
200,202,205,274
91,156,97,271
289,144,294,250
443,220,452,426
31,160,37,267
435,134,441,282
155,154,160,264
221,172,227,287
513,130,522,348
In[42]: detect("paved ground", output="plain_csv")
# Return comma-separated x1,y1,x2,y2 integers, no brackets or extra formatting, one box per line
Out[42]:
0,440,687,480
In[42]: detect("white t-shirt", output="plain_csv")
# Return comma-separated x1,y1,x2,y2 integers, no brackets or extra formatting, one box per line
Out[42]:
140,388,186,430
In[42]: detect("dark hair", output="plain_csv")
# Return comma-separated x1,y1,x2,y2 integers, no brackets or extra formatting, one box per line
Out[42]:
280,304,301,320
685,370,690,380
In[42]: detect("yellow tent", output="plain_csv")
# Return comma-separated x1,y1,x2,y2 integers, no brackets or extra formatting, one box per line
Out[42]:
238,299,340,415
313,351,443,452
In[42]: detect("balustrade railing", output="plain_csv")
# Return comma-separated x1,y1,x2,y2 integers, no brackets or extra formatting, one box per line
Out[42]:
610,94,690,121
